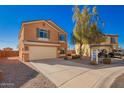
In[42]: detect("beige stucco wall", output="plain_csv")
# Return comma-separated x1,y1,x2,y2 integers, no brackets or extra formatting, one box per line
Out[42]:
101,35,118,45
19,27,24,60
23,21,67,43
19,21,68,62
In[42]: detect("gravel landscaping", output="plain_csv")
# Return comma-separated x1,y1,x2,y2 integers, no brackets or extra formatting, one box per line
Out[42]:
21,74,56,88
0,57,56,88
111,73,124,88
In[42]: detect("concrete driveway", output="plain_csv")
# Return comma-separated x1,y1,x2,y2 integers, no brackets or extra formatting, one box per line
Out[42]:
30,58,124,88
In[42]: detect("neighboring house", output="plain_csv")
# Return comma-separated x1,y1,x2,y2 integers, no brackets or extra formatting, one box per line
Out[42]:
19,20,67,62
0,47,18,58
3,47,13,51
75,34,118,57
67,50,76,55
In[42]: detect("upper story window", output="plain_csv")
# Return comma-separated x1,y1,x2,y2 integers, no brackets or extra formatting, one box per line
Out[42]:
59,34,66,41
37,28,49,40
111,37,116,43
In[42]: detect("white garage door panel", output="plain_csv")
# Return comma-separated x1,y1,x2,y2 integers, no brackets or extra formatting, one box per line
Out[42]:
29,46,57,60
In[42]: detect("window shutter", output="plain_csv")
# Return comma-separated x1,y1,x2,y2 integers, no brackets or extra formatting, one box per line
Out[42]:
36,28,40,37
48,30,50,39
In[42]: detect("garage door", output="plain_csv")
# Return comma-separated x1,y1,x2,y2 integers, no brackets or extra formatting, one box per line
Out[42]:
29,46,57,60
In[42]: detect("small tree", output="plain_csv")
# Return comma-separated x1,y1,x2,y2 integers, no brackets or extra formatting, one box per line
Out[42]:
72,6,89,58
72,6,106,59
87,7,106,44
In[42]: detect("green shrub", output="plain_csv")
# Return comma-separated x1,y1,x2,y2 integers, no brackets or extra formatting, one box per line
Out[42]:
72,55,80,59
103,58,111,64
90,61,97,65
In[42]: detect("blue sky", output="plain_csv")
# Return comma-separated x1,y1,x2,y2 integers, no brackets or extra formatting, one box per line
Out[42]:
0,5,124,49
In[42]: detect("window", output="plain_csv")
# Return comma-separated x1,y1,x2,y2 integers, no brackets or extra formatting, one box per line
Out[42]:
37,28,49,39
39,31,48,38
111,37,116,43
59,48,66,54
59,34,65,41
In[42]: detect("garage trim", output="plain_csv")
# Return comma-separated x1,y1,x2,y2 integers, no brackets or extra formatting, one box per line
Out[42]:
29,46,58,61
24,41,60,46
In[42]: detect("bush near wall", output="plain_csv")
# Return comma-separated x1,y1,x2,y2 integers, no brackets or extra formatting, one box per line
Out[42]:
0,51,19,58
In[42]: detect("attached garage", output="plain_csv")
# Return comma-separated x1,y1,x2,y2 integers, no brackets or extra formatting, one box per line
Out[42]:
29,46,57,61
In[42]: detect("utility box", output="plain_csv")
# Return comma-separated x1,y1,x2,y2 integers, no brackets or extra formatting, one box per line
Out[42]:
91,49,98,64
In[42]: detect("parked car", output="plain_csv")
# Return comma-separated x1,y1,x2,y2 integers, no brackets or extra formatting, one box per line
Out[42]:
98,52,106,58
98,50,114,58
98,49,108,58
113,49,124,59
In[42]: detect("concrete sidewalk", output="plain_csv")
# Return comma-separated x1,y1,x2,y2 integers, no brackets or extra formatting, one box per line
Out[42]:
30,58,124,88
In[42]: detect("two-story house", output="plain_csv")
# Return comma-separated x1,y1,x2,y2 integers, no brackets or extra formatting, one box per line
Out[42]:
75,34,118,57
19,20,67,62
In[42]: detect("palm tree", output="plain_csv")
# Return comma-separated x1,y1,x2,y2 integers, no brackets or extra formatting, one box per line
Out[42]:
72,6,106,58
